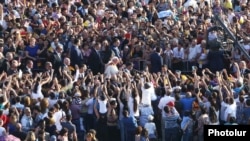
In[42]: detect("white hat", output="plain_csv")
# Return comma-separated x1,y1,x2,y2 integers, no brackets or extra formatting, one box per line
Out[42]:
110,98,116,101
148,115,154,121
74,93,81,97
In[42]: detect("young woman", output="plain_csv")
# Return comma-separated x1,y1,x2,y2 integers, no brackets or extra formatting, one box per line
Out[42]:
107,99,119,141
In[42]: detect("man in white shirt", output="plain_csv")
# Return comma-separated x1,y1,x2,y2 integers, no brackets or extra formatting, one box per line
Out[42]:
172,40,184,71
187,38,199,71
141,82,157,106
158,87,175,140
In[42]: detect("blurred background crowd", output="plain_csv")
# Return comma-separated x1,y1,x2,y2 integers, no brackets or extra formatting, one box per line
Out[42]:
0,0,250,141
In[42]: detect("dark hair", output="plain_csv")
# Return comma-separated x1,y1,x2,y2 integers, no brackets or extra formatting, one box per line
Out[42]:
132,87,138,112
33,77,41,93
34,105,41,112
229,116,237,123
66,114,72,121
50,92,56,99
135,126,143,135
246,99,250,106
209,106,218,123
200,106,207,114
122,109,129,117
110,100,117,106
164,106,170,114
144,83,151,89
54,103,60,110
59,128,68,136
155,47,161,53
141,128,149,138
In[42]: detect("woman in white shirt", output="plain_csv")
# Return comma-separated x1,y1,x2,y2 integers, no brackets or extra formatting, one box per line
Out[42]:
31,76,51,102
94,85,110,119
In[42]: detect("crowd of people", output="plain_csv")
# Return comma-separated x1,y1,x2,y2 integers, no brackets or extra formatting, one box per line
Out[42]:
0,0,249,141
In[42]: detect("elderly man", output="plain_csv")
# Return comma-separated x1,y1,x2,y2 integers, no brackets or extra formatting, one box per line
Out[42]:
21,107,34,132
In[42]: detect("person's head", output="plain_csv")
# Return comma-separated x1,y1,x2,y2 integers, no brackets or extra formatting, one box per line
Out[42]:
148,115,154,122
135,126,143,135
111,56,119,65
26,60,33,69
113,38,120,47
239,61,247,69
23,96,31,107
63,57,71,66
29,38,36,47
94,42,101,50
0,119,3,127
110,99,117,108
38,130,46,140
228,97,234,105
164,105,171,114
155,47,162,54
66,114,72,121
122,109,129,117
24,107,31,117
88,129,97,137
167,101,175,108
25,131,36,141
40,98,49,113
186,92,192,98
54,103,60,111
16,123,22,131
56,44,63,53
79,64,87,72
125,62,133,70
45,62,53,70
11,60,19,68
33,105,41,114
161,65,168,72
38,119,46,129
228,116,237,123
6,52,13,61
246,99,250,107
73,38,80,46
86,132,94,141
9,114,18,124
141,128,149,138
200,106,207,114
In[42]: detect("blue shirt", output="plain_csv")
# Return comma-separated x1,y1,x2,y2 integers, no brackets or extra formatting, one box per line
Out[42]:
25,45,40,57
180,97,195,112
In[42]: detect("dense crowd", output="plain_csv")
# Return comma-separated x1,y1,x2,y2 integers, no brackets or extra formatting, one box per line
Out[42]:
0,0,250,141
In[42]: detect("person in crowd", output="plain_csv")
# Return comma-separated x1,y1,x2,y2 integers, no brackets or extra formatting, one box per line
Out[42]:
144,115,157,141
61,114,77,141
122,109,138,141
150,47,163,73
0,1,249,141
181,111,194,141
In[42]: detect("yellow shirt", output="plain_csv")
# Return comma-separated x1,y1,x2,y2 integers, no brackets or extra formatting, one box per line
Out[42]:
224,1,233,9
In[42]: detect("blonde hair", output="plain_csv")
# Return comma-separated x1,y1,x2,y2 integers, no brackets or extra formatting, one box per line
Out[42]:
25,131,36,141
23,96,31,107
40,98,49,113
